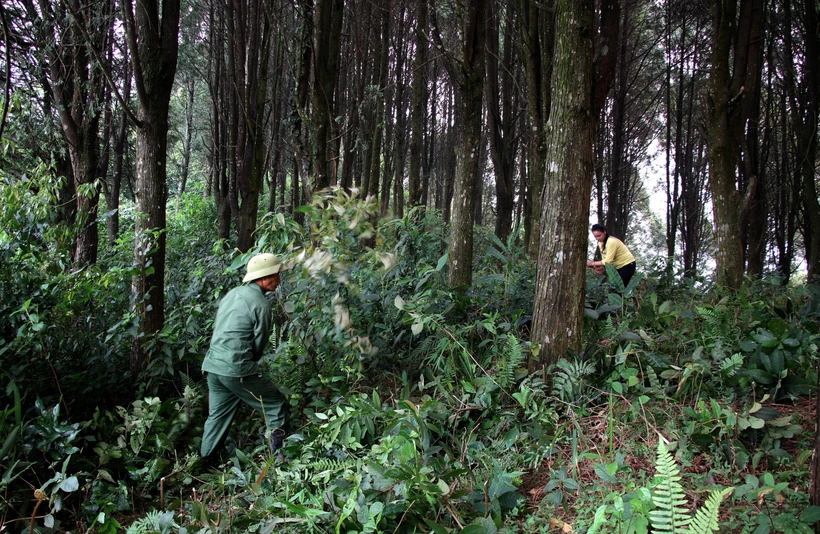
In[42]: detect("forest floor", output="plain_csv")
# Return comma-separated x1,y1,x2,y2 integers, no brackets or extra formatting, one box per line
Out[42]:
518,396,816,532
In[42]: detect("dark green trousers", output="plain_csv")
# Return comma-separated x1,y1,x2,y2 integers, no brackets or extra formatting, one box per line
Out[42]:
200,372,287,458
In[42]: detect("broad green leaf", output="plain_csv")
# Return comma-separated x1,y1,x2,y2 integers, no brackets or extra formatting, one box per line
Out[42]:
58,476,79,492
800,506,820,524
422,518,450,534
584,308,600,319
461,517,497,534
782,337,800,348
739,339,758,352
749,417,765,429
283,501,327,517
606,462,618,476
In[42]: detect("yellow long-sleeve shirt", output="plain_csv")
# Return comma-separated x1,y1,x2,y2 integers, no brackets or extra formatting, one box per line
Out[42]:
598,237,635,269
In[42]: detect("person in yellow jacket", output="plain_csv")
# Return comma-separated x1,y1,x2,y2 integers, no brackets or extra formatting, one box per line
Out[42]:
586,223,636,286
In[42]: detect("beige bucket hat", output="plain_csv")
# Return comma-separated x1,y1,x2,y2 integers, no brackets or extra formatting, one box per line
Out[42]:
242,253,287,283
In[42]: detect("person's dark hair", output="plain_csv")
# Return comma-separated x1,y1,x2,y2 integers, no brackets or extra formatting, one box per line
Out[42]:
591,223,607,234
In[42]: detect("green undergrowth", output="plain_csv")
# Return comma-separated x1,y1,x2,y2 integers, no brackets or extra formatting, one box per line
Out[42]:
1,177,819,533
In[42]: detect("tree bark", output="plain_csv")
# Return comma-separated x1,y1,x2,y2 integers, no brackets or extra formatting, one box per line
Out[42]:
446,0,488,289
408,0,428,209
368,0,390,202
105,60,131,244
310,0,344,192
291,0,313,223
605,6,629,239
122,0,180,375
791,0,820,281
803,0,820,521
231,0,272,252
38,0,112,267
519,0,553,257
178,75,195,196
531,0,595,369
486,0,517,244
706,0,764,289
208,0,231,240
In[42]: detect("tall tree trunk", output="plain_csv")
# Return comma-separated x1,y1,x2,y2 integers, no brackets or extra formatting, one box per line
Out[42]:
178,75,195,196
267,19,288,213
486,0,516,244
678,15,709,280
232,0,272,252
790,0,820,280
422,63,438,208
773,85,796,283
802,0,820,522
123,0,180,375
310,0,344,191
383,4,408,218
208,0,231,240
531,0,595,369
339,8,366,194
743,69,766,277
605,8,629,239
368,0,389,201
664,3,686,278
519,0,553,257
408,0,428,209
291,0,313,223
38,0,112,268
706,0,764,289
106,61,131,244
447,0,488,289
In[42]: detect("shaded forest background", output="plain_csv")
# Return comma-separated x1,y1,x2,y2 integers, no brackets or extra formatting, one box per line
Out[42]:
1,0,817,340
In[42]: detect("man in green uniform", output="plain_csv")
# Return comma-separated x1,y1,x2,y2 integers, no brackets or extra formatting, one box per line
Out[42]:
200,253,289,465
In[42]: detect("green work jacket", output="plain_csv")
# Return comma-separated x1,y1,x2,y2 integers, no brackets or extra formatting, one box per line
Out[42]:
202,283,272,377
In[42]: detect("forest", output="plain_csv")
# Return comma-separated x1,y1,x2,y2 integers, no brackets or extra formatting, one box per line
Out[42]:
1,0,819,531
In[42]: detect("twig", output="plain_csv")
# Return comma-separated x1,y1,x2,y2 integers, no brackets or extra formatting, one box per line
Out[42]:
46,360,69,418
29,490,46,534
160,468,185,508
392,499,417,534
0,1,11,141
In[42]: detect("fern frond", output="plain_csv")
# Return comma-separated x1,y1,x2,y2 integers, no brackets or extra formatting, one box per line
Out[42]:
649,441,691,532
494,336,525,388
689,487,733,534
179,371,198,390
645,351,673,370
719,353,743,377
695,306,727,339
126,510,178,534
647,366,661,391
410,334,439,362
307,457,355,472
601,315,618,339
551,358,595,404
305,457,358,483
